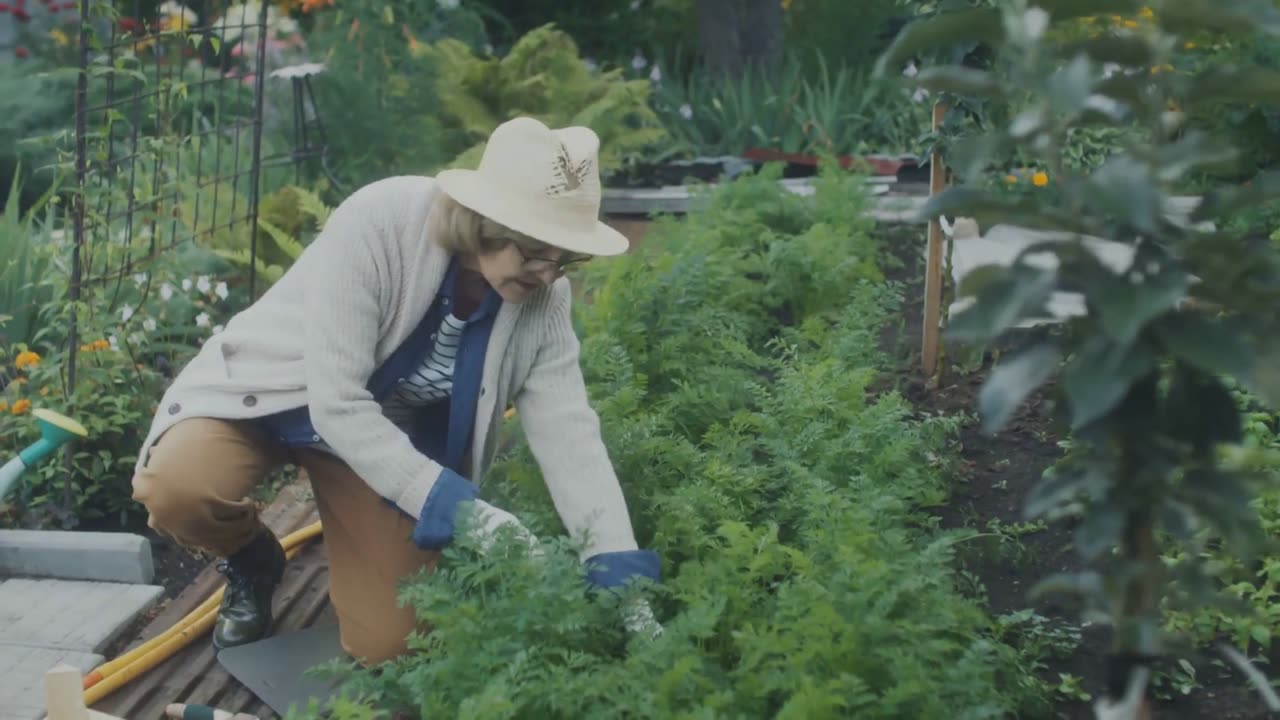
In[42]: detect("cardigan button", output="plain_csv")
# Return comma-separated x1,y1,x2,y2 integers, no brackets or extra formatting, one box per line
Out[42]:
480,386,487,397
167,403,181,415
243,395,258,407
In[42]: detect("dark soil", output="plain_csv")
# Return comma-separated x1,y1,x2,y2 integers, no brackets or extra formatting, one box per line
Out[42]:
876,223,1280,719
77,514,209,658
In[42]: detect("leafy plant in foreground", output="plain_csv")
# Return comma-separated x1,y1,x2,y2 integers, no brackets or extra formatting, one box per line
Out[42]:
284,165,1053,719
879,0,1280,715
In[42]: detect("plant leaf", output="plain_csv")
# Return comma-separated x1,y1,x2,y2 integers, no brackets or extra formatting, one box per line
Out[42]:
915,66,1003,97
1025,465,1107,520
1188,66,1280,106
1152,313,1252,381
979,342,1062,433
1061,335,1157,429
1047,55,1095,117
1090,266,1189,345
947,263,1057,342
1193,171,1280,222
1159,0,1280,37
874,8,1003,77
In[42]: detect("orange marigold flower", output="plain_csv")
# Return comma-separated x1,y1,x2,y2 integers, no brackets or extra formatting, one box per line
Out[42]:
0,401,7,413
93,339,110,351
11,398,31,415
301,0,334,12
1033,171,1049,187
1004,174,1018,184
14,351,40,370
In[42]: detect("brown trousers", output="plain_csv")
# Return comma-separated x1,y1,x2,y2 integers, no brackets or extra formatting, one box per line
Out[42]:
131,417,440,665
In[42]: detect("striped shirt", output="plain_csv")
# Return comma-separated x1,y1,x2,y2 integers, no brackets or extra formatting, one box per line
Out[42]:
382,312,467,426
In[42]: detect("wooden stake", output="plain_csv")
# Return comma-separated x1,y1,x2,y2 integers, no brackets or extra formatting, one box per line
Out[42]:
921,100,950,379
42,664,125,720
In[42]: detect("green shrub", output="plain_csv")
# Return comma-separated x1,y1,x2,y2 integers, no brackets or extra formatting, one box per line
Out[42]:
421,23,667,172
0,240,241,529
286,164,1052,719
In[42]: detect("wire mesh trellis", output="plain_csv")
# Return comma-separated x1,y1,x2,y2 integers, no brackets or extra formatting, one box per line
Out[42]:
59,0,273,509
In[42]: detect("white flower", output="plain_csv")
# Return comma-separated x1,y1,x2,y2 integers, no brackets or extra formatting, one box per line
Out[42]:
679,103,693,120
121,305,135,322
212,324,225,335
912,87,930,103
108,335,119,350
630,0,641,10
902,61,919,78
182,278,193,292
143,317,157,332
214,281,229,300
1023,7,1050,40
631,52,647,70
195,312,210,328
133,272,148,286
649,65,662,84
160,283,174,301
197,275,212,294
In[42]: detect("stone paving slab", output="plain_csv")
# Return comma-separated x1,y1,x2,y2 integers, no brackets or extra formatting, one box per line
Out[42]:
0,578,162,653
0,578,162,720
0,530,154,584
0,647,103,720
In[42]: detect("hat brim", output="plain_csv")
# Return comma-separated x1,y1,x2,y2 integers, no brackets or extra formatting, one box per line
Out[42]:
435,169,629,257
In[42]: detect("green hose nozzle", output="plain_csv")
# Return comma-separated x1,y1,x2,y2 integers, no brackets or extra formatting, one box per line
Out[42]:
0,408,89,501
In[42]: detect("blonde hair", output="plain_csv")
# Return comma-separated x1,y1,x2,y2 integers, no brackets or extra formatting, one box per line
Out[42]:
428,191,533,255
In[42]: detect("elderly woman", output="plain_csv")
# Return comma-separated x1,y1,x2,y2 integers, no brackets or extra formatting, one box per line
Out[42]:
130,117,661,664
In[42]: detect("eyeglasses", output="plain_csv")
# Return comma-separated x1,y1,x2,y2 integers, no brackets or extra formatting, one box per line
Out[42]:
511,242,591,276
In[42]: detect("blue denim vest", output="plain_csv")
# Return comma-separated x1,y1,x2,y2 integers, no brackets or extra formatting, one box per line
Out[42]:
258,258,501,473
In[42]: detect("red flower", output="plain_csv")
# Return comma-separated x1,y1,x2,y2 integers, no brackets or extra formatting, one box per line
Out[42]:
0,3,10,10
13,8,29,20
15,46,29,58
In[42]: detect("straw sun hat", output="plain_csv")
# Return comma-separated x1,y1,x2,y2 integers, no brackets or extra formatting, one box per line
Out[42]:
435,117,630,257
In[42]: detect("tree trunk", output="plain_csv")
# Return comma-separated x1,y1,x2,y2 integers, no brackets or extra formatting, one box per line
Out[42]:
695,0,785,78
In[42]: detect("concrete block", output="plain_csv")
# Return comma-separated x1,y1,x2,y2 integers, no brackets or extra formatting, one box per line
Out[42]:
0,646,103,720
0,530,154,584
0,579,163,654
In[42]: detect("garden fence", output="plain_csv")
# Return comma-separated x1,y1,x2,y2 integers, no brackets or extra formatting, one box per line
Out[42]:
60,0,277,511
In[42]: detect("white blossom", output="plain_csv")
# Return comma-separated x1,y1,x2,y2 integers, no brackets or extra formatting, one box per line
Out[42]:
197,275,212,294
120,305,134,322
133,272,148,286
182,278,193,292
649,65,662,84
108,335,119,350
679,103,693,120
214,281,229,300
195,312,211,327
632,52,647,70
143,318,158,332
212,324,225,335
160,283,174,301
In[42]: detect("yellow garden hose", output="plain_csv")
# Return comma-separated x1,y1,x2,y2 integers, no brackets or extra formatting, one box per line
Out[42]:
83,522,325,706
82,407,519,707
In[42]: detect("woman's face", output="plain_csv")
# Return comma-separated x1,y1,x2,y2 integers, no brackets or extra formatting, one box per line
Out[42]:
466,235,590,304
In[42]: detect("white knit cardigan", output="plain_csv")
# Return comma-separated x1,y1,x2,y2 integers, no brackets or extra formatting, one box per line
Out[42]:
133,175,642,560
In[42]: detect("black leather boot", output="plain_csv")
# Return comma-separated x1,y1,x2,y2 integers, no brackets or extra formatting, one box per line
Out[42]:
212,528,286,650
